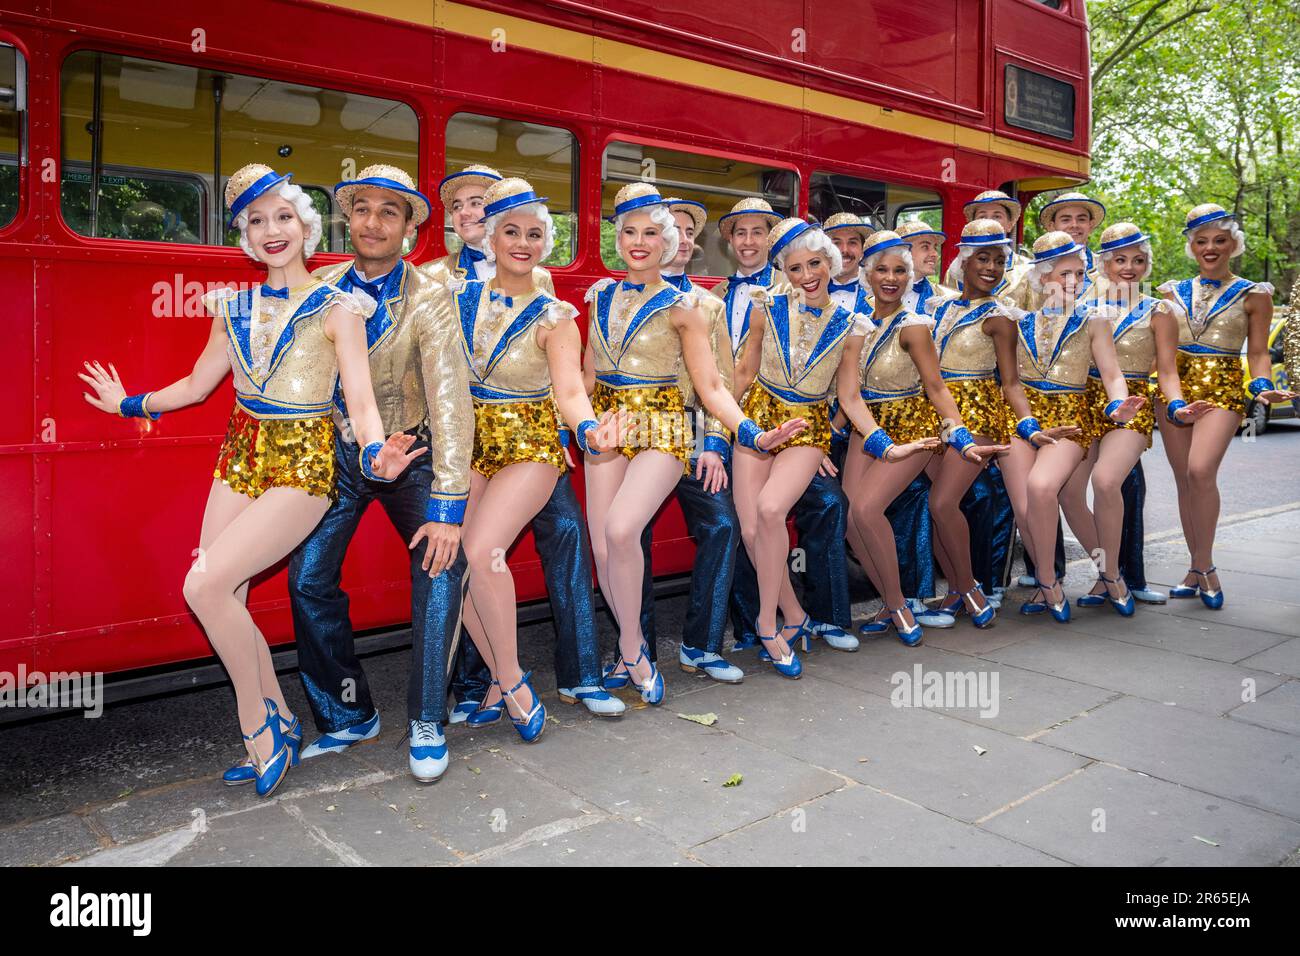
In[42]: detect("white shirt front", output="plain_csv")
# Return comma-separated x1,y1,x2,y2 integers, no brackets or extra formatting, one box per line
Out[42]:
727,266,764,354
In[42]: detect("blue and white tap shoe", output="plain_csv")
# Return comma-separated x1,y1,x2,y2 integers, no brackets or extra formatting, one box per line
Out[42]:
409,719,449,782
1101,574,1135,617
447,699,481,725
678,644,745,683
939,587,996,628
1031,580,1071,623
466,696,506,727
773,614,860,654
910,598,956,629
558,685,627,716
1132,587,1166,604
1169,569,1200,599
223,709,300,786
300,710,381,760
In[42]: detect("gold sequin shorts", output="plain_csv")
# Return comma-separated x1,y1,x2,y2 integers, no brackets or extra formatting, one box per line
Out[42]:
214,406,335,501
472,399,566,480
1087,376,1156,448
591,381,692,473
866,394,942,446
1023,389,1092,450
944,377,1011,443
1176,352,1245,416
741,384,831,453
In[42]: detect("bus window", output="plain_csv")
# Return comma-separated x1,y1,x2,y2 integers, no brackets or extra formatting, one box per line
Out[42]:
0,42,25,230
600,141,798,276
810,171,942,232
445,112,578,267
60,51,418,250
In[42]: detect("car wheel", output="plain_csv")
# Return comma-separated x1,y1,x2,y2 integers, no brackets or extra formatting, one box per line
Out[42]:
1244,400,1268,436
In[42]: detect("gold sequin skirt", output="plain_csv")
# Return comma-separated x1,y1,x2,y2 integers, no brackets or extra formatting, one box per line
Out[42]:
741,384,831,453
472,399,566,480
590,381,692,473
1023,389,1092,449
1087,376,1156,448
214,406,335,501
866,394,942,446
1176,352,1245,416
944,377,1011,443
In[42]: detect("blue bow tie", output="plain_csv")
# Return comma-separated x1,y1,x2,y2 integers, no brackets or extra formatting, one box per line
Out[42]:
828,281,858,294
732,272,764,287
620,281,645,293
799,303,826,316
345,269,384,301
462,245,486,263
489,289,513,308
259,284,289,299
1201,277,1222,288
661,273,689,292
914,280,930,293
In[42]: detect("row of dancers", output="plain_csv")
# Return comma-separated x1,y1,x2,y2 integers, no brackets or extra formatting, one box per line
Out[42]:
79,161,1294,793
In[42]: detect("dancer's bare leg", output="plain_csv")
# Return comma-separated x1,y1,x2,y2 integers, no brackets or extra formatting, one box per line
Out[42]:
1088,429,1146,599
1023,441,1085,602
926,442,992,597
848,455,929,613
1155,401,1197,587
748,447,825,645
1059,440,1102,594
1183,409,1240,593
845,439,890,625
998,440,1039,582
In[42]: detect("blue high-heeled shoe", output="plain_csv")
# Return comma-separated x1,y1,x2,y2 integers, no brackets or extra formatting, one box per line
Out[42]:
501,672,547,743
224,709,300,786
242,699,292,798
887,606,924,646
1075,581,1107,608
601,661,630,690
1169,569,1200,599
858,611,890,636
1037,580,1071,623
756,631,802,678
1100,574,1135,617
1193,567,1224,609
466,690,506,727
623,643,666,705
1019,580,1049,616
939,587,996,628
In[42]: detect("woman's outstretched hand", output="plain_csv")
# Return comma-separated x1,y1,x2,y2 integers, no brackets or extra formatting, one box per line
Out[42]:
884,436,942,461
756,418,807,452
1108,394,1147,423
370,432,427,480
78,360,128,415
1029,424,1082,447
961,442,1009,464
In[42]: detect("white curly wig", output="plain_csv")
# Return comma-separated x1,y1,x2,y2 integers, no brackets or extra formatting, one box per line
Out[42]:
862,245,915,287
234,181,322,261
1184,219,1245,260
1099,240,1154,281
614,204,679,268
775,228,843,277
482,201,556,265
1027,252,1087,293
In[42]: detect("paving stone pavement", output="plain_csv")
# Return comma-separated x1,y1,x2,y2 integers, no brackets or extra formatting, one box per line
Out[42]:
3,510,1299,867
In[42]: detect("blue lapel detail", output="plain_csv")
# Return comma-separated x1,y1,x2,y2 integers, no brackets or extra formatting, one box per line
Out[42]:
938,301,997,358
483,293,551,379
594,281,617,356
456,280,486,370
1018,310,1042,365
616,287,680,362
768,295,794,381
1113,296,1157,342
227,283,336,392
1207,277,1254,320
340,260,406,354
1173,278,1195,320
1044,300,1091,370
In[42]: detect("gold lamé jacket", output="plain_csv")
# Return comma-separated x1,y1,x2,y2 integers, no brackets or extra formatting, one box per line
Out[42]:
930,295,1015,382
1015,301,1097,393
857,307,936,402
1159,275,1273,357
312,259,473,522
748,290,856,406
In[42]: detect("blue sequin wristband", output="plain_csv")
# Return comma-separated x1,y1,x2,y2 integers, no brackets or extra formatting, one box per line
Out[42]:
558,428,571,449
359,440,392,482
1248,377,1274,398
1015,416,1042,443
1104,398,1123,420
1165,399,1188,424
119,392,161,420
946,426,975,452
862,428,896,460
736,418,764,452
574,419,598,454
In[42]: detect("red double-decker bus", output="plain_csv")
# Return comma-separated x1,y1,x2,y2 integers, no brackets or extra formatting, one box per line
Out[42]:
0,0,1091,682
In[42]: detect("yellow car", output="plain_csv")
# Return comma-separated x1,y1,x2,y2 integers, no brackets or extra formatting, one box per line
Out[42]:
1241,318,1295,434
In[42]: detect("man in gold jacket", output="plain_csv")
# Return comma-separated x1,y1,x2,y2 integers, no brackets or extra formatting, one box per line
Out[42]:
289,165,472,783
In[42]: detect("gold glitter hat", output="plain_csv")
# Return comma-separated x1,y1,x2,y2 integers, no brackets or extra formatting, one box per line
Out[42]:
861,229,910,261
1098,222,1149,253
955,218,1013,248
822,212,873,243
606,181,668,222
766,217,818,263
664,197,707,234
1038,191,1105,230
478,177,548,223
895,219,947,243
438,164,503,211
962,189,1022,224
719,197,782,240
1030,229,1083,263
225,163,292,226
1183,202,1233,234
334,164,431,227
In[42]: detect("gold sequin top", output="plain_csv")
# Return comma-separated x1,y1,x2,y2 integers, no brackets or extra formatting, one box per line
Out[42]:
585,277,693,389
449,278,578,404
931,295,1015,382
312,260,473,521
1015,303,1097,393
750,290,857,406
202,279,372,420
858,306,936,401
1158,276,1274,357
1086,294,1175,380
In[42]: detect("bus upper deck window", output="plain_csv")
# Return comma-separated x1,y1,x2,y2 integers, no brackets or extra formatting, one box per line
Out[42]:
0,42,25,231
445,112,579,267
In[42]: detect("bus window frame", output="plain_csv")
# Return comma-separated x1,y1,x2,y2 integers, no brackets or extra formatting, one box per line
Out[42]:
0,32,30,240
808,166,945,233
51,41,430,262
440,103,583,274
893,200,945,231
596,130,801,278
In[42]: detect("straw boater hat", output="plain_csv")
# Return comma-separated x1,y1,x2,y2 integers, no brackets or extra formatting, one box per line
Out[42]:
225,163,292,226
438,164,503,211
477,177,548,222
822,212,873,243
1038,191,1106,231
861,229,910,262
719,197,782,241
1029,230,1084,264
1098,222,1149,253
962,189,1022,224
765,217,820,263
605,181,668,221
1182,202,1233,234
333,164,432,227
664,197,707,234
956,218,1015,248
895,219,947,244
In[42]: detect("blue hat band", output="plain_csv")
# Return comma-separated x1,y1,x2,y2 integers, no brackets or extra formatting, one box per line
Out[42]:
228,170,291,225
1045,197,1105,218
612,193,666,218
862,236,909,260
480,190,548,221
439,169,502,192
720,208,781,224
824,222,870,234
957,233,1012,247
1183,210,1232,234
900,229,946,242
1099,232,1148,252
1033,239,1083,262
335,177,431,213
768,220,813,262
